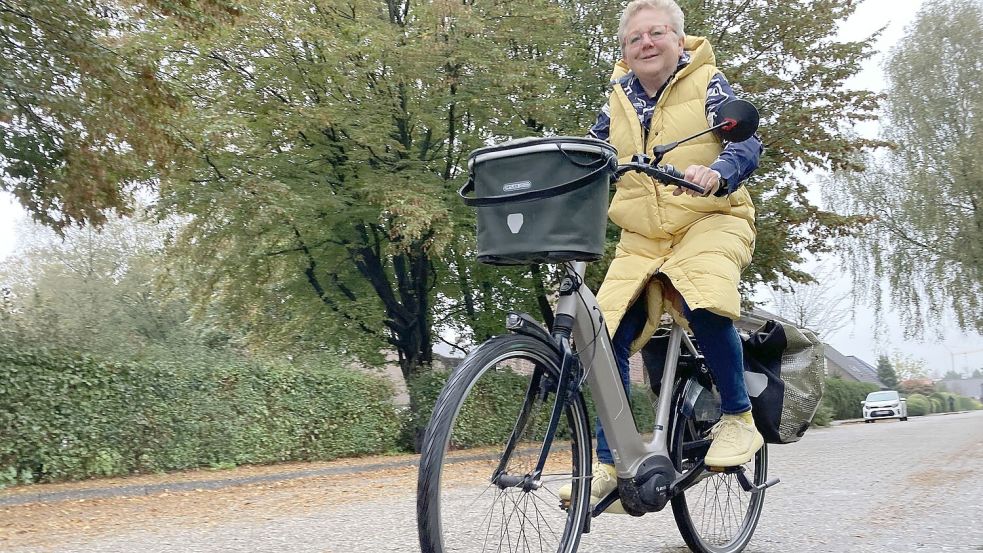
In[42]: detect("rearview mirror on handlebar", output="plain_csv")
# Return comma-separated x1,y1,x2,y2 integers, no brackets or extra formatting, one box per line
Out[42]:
713,99,759,143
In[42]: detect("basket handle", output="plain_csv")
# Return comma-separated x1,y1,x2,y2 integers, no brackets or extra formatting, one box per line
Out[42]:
556,143,607,168
459,160,613,207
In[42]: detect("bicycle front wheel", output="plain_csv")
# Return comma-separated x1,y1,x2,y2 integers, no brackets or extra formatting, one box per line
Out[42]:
417,334,592,553
668,379,768,553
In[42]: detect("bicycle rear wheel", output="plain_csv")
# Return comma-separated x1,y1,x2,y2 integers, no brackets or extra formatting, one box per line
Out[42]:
668,379,768,553
417,334,592,553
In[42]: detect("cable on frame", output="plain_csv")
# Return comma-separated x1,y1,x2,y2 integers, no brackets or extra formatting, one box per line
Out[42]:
562,262,603,389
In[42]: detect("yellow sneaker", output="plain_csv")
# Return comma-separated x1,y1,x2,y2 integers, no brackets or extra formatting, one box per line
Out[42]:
704,411,764,468
558,462,626,514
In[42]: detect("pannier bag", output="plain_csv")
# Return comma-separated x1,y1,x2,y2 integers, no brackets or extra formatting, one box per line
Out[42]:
641,319,825,444
742,320,826,444
460,137,618,265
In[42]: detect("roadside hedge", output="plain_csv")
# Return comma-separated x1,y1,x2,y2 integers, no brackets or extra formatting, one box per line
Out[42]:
956,396,982,410
0,348,400,485
9,344,981,486
404,368,656,451
818,378,881,420
905,393,931,416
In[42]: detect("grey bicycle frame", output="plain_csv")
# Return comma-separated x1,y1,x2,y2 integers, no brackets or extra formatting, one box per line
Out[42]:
556,261,699,480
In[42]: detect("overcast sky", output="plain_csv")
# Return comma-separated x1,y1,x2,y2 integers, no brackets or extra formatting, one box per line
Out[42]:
2,0,981,375
755,0,983,375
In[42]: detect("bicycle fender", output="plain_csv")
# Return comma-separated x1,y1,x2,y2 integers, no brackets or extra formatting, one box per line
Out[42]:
505,312,560,353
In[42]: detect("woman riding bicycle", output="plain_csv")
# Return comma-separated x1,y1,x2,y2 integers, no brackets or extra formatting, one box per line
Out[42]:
560,0,765,513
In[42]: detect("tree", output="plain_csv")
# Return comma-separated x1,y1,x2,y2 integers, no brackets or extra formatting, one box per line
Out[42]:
768,262,851,337
942,370,963,380
680,0,883,294
0,211,203,358
8,0,883,386
823,0,983,334
148,0,600,378
155,0,880,358
877,355,899,389
146,0,883,370
898,379,935,396
0,0,239,231
891,351,928,382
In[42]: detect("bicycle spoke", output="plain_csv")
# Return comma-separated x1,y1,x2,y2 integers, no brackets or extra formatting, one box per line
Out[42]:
670,381,767,553
418,336,589,553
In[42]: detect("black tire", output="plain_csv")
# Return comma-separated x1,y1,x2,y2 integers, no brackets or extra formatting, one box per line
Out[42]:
417,335,592,553
668,379,767,553
901,417,908,421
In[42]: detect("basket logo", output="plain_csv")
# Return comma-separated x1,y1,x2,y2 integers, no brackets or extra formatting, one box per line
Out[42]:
503,180,532,192
507,213,524,234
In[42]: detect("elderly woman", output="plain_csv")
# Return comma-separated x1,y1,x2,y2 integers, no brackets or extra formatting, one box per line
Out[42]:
561,0,765,513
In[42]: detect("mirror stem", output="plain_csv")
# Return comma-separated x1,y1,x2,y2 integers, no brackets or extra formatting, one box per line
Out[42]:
651,121,729,161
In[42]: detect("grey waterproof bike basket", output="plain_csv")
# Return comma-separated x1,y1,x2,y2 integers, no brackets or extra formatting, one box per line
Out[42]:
461,137,618,265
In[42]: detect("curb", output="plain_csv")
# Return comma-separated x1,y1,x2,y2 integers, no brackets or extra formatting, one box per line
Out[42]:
828,410,972,427
0,448,519,508
0,456,422,508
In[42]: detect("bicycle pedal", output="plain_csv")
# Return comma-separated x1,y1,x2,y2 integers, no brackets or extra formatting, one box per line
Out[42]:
735,469,781,493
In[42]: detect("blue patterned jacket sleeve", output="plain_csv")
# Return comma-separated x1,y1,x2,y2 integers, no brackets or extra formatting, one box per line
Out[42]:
588,102,611,142
706,73,762,194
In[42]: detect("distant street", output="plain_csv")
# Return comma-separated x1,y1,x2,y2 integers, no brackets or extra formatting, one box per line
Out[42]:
3,411,982,553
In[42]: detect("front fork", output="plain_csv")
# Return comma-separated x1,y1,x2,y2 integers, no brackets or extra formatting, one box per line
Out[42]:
491,330,579,491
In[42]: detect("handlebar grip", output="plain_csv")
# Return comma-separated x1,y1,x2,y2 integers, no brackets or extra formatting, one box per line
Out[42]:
662,163,685,180
614,160,706,194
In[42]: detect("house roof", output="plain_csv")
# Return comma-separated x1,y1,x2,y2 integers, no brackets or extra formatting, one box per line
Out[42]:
825,345,884,386
742,306,885,386
738,306,801,331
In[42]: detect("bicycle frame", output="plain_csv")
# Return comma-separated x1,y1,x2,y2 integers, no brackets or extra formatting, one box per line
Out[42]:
555,261,699,477
541,262,704,516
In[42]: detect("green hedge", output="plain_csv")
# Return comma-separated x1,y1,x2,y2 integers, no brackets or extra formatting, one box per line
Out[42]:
818,378,881,420
0,348,400,485
810,402,835,427
405,368,656,451
904,391,981,415
10,344,979,487
956,396,982,411
905,393,931,416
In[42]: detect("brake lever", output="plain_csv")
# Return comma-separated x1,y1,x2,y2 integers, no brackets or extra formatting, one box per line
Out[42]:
614,156,707,195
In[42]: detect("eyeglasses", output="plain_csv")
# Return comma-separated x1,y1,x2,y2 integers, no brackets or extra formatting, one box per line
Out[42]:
625,25,675,48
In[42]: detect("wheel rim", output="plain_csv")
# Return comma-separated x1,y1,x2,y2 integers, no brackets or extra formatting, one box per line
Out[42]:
432,350,590,553
670,381,767,553
679,446,766,551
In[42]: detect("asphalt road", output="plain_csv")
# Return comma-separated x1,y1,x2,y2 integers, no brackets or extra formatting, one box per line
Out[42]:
3,411,982,553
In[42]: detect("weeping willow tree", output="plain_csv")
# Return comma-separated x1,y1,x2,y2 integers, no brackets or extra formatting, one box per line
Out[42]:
824,0,983,334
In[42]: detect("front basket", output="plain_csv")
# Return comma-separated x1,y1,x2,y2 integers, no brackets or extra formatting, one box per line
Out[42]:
462,136,618,265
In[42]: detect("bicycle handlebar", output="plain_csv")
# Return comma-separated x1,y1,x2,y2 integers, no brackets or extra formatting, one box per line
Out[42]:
615,154,709,195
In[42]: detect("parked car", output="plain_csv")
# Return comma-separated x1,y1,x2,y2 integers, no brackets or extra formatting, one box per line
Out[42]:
861,390,908,422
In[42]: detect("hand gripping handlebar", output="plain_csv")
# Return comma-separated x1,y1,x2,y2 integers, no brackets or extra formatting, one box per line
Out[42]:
614,153,710,195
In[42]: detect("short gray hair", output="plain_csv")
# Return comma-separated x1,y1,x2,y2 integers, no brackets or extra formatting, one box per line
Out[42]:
617,0,685,51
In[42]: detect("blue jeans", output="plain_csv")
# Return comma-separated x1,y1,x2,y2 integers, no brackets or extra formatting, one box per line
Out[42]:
595,299,751,465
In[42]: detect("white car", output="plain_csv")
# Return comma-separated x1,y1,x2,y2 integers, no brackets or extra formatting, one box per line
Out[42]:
861,390,908,422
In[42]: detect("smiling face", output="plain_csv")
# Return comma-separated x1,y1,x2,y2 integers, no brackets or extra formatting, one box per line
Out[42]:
622,7,685,95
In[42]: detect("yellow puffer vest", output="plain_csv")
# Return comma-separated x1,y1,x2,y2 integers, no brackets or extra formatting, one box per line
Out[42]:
596,36,757,353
